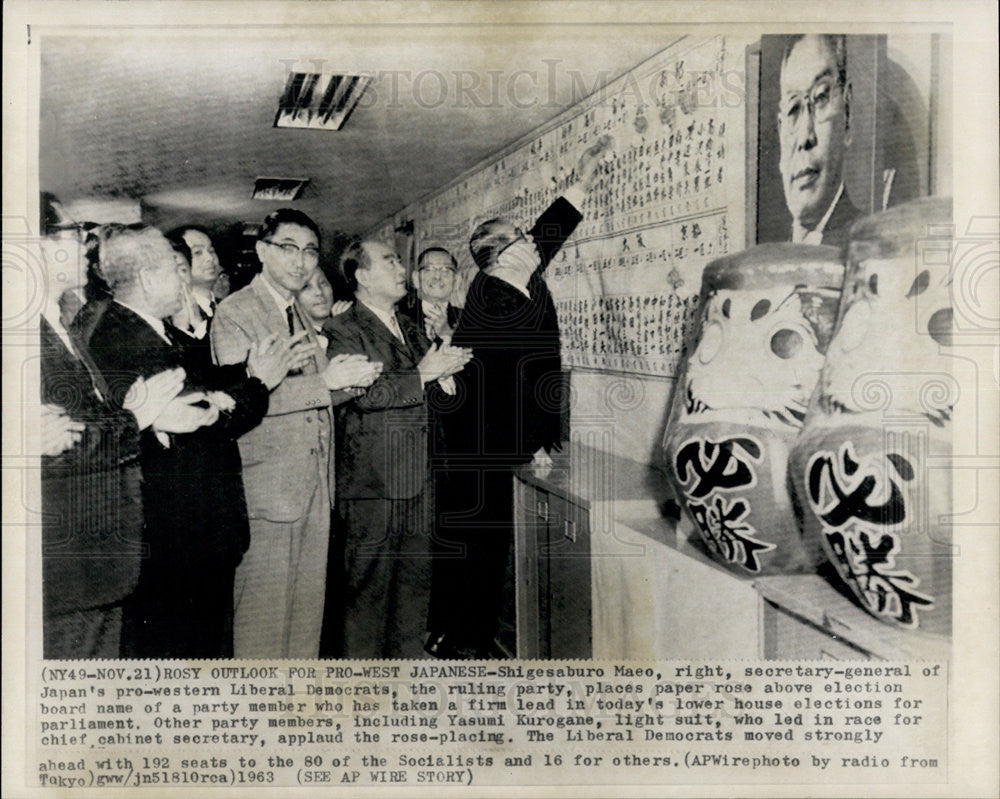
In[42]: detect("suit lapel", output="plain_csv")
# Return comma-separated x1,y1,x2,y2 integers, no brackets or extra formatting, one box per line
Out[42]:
354,301,415,361
249,275,288,339
249,274,329,370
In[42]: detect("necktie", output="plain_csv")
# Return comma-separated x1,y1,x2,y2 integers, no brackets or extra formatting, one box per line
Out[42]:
285,304,317,375
285,305,302,375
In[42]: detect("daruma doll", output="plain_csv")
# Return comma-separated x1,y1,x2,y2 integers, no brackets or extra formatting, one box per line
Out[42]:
789,197,954,635
663,243,844,575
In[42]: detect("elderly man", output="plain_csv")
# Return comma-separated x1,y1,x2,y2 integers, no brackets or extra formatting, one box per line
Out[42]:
325,238,472,658
426,135,612,659
212,209,379,658
777,34,863,248
87,223,295,658
38,199,196,658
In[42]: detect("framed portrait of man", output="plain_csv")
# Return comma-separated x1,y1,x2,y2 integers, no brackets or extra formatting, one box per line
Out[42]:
750,33,940,247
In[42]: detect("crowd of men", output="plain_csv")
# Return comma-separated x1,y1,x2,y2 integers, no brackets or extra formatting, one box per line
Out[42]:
40,32,859,661
39,136,611,660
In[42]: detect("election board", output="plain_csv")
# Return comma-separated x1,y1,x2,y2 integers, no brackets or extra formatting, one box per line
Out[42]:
403,35,749,378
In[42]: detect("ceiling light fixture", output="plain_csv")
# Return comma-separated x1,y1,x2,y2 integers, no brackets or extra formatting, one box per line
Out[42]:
274,72,372,131
251,177,310,201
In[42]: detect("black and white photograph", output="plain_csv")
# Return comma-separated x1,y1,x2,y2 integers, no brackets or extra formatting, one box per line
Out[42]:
3,2,997,797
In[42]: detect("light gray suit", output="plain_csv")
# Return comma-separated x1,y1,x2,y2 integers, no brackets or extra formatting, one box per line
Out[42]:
212,273,348,657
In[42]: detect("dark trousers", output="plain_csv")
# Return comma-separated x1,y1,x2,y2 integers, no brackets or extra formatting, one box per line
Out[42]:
319,510,346,658
429,465,514,650
45,605,123,659
121,562,235,659
339,490,432,658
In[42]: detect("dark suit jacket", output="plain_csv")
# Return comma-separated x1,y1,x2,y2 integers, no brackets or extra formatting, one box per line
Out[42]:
799,189,864,251
40,316,144,617
444,196,582,466
324,301,431,500
89,301,269,571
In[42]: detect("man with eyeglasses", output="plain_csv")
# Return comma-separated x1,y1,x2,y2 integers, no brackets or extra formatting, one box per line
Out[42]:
212,208,381,657
777,34,862,248
402,247,463,343
426,135,612,659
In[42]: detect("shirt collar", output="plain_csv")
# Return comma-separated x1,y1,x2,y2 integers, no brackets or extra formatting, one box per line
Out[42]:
260,272,294,311
192,290,216,316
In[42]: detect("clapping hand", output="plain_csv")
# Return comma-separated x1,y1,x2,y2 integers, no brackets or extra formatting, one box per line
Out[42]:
122,368,186,430
248,332,316,389
205,391,236,413
41,404,86,456
331,300,352,318
417,342,472,385
151,392,220,434
424,303,453,342
322,353,383,391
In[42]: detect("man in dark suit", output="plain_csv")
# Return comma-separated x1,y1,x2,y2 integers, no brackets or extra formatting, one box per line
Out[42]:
778,34,864,248
38,209,195,659
426,135,612,658
325,239,471,658
88,224,295,658
400,247,463,343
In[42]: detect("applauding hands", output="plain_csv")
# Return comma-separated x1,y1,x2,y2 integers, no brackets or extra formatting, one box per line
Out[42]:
417,342,473,386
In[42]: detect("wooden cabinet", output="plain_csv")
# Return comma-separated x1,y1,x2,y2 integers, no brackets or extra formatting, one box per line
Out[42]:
512,444,949,662
514,477,591,659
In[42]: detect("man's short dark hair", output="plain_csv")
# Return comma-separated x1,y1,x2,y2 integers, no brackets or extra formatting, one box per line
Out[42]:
166,223,212,244
469,218,517,271
417,246,457,271
339,240,371,297
259,209,321,244
780,34,848,87
164,229,193,266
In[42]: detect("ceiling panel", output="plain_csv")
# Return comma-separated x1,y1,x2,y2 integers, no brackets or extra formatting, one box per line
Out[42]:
40,28,670,237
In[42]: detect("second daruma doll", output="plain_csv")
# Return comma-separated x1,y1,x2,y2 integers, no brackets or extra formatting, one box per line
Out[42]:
789,197,954,635
662,243,845,575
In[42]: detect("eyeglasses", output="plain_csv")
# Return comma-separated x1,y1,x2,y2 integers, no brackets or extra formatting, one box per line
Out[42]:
779,79,844,128
418,266,456,276
263,239,320,263
495,227,530,261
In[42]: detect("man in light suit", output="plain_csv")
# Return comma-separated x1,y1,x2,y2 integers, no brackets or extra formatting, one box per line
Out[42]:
325,239,471,658
212,209,380,658
777,34,863,248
